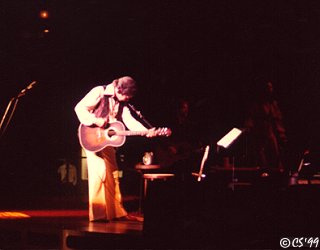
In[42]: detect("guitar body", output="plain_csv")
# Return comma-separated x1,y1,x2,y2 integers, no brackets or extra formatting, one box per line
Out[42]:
78,121,126,152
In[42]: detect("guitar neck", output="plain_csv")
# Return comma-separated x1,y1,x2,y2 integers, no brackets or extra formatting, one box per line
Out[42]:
115,130,148,136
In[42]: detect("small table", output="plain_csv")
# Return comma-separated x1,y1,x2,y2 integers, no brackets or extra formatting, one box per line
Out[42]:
135,163,161,171
135,163,161,214
142,173,174,196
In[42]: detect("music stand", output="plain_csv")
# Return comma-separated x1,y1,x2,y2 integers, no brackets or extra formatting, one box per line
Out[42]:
217,128,242,149
217,128,243,190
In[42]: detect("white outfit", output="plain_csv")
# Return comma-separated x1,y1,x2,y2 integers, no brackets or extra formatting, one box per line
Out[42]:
75,83,148,221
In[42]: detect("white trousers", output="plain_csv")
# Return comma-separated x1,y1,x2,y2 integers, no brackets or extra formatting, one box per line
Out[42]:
85,147,127,221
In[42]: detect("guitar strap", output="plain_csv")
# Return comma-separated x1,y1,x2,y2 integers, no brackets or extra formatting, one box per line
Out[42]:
93,94,109,118
93,86,125,122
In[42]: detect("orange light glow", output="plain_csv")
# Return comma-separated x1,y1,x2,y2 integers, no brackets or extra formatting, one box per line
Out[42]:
43,29,50,33
0,210,88,219
39,10,49,19
0,212,30,219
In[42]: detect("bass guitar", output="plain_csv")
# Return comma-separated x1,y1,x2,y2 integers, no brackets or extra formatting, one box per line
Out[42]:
78,121,171,152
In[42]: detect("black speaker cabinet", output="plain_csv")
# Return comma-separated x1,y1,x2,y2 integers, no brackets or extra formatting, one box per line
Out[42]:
143,176,320,249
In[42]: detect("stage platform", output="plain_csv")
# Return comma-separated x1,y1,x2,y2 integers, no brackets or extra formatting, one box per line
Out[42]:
0,196,145,249
1,174,320,249
0,209,145,249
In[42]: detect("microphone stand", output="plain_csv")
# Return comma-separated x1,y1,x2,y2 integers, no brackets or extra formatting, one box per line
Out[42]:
0,81,36,138
128,103,153,129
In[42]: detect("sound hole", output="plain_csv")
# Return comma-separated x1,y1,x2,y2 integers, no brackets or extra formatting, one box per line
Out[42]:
107,129,116,137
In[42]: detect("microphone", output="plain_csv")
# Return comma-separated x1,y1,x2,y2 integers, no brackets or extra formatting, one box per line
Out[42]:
127,103,153,128
18,81,37,97
128,103,142,118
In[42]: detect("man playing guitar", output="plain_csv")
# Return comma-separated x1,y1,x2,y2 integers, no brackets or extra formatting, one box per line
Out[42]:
75,76,170,222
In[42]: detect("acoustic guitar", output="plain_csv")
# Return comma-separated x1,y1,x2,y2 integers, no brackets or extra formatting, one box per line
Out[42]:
78,121,171,152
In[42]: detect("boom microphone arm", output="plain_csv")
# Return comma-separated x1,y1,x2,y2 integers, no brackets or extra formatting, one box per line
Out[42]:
127,103,153,129
0,81,37,138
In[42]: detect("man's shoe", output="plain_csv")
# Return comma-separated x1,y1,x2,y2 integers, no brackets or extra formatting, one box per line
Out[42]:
90,218,109,223
114,214,144,222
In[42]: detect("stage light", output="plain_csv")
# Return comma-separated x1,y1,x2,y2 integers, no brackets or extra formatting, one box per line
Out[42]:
39,10,49,19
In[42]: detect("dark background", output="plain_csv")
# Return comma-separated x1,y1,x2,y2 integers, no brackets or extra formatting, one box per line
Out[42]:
1,0,320,200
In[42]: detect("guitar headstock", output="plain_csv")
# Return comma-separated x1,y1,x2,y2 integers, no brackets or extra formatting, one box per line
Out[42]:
156,127,172,137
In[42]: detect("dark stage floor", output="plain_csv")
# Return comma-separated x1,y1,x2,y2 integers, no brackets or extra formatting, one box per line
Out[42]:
0,195,144,249
1,174,320,249
0,210,145,249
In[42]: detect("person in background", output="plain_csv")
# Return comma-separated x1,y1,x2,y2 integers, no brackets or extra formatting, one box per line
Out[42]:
244,79,288,172
155,98,202,175
75,76,160,222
